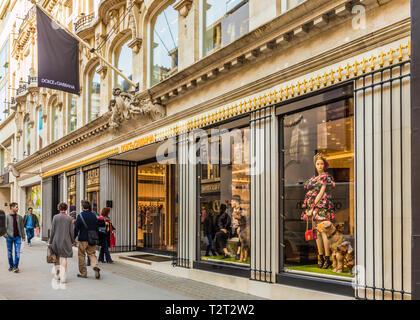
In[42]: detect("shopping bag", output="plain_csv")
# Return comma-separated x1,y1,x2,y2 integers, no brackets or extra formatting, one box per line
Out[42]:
46,246,57,264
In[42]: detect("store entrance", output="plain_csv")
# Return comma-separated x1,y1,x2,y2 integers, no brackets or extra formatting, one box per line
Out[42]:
136,162,177,254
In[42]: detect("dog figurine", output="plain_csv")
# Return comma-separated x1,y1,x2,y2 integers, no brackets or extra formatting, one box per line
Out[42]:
316,221,345,273
338,241,355,274
239,225,250,262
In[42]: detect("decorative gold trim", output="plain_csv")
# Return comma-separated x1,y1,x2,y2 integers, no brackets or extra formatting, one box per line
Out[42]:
41,42,410,179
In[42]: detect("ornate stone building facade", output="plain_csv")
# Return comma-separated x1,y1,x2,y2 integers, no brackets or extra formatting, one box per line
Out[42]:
0,0,416,299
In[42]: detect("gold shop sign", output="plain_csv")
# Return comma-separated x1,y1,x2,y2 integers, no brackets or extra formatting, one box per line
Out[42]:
201,182,220,193
69,175,76,190
86,168,99,186
120,134,156,153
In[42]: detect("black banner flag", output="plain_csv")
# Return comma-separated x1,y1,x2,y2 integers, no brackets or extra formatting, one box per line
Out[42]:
36,6,80,95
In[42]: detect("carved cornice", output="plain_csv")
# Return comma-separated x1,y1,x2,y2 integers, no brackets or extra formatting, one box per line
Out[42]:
98,0,126,25
173,0,193,18
127,37,142,54
147,0,381,104
14,114,112,171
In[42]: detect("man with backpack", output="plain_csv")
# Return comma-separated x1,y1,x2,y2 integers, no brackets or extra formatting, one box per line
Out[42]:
74,200,100,279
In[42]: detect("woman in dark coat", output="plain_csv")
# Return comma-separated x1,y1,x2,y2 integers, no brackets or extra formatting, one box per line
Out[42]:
98,207,115,263
49,202,75,284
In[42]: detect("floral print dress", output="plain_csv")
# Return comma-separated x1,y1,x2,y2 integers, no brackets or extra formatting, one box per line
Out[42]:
301,173,335,221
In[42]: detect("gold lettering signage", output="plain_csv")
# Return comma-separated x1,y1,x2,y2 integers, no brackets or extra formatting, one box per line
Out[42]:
86,168,99,187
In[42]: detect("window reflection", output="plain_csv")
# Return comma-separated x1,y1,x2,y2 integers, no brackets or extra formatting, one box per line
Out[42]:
68,94,77,132
283,98,355,277
115,43,133,91
88,68,100,122
199,126,251,266
151,2,178,86
51,100,59,142
37,108,43,150
202,0,249,56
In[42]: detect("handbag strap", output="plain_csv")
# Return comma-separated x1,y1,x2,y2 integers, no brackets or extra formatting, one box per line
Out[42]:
79,213,88,230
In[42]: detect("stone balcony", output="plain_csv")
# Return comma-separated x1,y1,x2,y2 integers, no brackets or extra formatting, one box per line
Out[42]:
74,12,97,37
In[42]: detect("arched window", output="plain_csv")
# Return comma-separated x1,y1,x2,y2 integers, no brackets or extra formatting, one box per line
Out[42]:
201,0,249,57
150,2,178,86
87,67,100,122
68,94,77,132
51,100,59,142
25,117,31,156
37,108,44,150
114,43,132,91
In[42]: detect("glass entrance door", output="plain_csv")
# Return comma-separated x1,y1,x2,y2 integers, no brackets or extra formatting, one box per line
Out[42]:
137,162,177,252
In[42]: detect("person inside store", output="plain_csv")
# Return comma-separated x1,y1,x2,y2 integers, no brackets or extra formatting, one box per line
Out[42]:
301,153,336,269
98,207,115,264
214,204,232,259
49,202,75,286
23,207,39,247
203,207,217,257
231,195,249,262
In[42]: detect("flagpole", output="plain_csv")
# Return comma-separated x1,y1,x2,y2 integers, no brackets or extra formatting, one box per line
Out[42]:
31,1,137,89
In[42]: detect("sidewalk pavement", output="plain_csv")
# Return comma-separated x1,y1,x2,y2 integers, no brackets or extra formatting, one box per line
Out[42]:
0,237,263,300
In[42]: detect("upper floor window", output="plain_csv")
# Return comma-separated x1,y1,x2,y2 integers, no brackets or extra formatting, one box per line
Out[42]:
88,67,100,122
201,0,249,57
25,117,31,156
51,100,59,142
37,108,44,150
150,2,178,86
114,43,132,91
1,142,11,175
0,41,8,82
0,82,7,122
281,0,306,13
68,94,77,132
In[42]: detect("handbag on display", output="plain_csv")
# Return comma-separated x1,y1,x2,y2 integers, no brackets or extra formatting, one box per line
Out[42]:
79,213,99,246
46,246,57,264
305,216,317,241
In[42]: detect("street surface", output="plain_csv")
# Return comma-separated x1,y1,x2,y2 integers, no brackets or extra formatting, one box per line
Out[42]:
0,237,263,300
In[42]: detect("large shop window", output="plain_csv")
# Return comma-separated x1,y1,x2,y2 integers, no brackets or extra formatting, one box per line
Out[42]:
198,124,251,266
282,97,355,279
137,162,178,252
67,174,77,212
201,0,249,57
26,184,42,232
150,2,178,86
85,167,100,214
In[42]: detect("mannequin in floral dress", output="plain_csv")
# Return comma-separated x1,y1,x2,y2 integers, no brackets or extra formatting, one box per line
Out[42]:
301,153,336,269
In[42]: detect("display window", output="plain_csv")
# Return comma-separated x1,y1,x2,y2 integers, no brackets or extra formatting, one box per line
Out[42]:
67,174,77,212
137,162,178,253
198,124,251,266
281,97,355,279
84,167,100,214
25,184,42,236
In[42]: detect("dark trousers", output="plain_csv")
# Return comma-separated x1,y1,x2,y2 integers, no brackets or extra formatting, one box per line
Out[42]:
215,231,229,254
205,234,216,256
99,240,112,262
26,228,34,244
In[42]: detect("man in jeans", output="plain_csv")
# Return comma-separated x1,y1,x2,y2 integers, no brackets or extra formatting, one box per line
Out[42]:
23,207,39,246
4,203,26,273
74,200,100,279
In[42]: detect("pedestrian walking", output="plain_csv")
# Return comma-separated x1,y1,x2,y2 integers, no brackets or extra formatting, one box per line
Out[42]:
87,208,99,267
4,202,26,273
49,202,75,285
74,200,100,279
23,207,39,246
98,207,115,263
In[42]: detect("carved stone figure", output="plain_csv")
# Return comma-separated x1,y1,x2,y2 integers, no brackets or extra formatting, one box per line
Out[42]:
108,88,166,129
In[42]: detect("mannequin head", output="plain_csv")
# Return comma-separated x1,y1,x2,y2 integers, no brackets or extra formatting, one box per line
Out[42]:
231,195,241,209
313,153,328,175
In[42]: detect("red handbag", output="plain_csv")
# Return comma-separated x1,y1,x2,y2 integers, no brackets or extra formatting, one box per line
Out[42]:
305,217,317,241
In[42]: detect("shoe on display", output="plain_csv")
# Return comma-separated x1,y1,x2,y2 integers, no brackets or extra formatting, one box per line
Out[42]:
77,274,87,278
222,254,231,259
235,254,240,260
93,267,100,279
